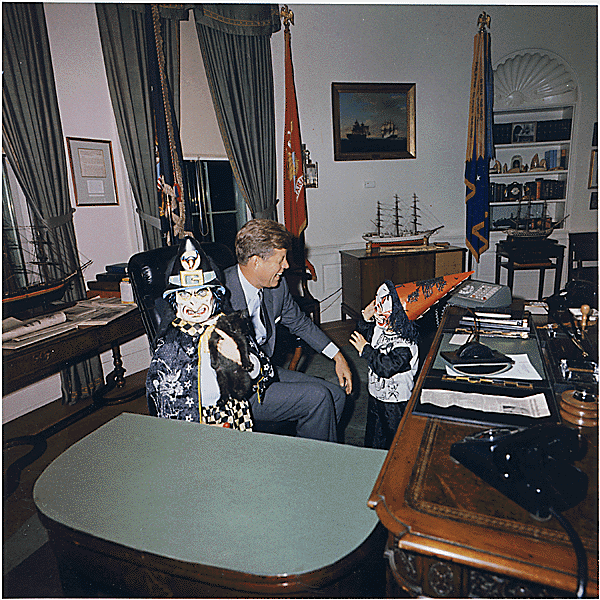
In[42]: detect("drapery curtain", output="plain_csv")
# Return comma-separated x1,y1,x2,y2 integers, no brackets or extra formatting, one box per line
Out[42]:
2,2,103,405
194,4,281,220
96,3,188,250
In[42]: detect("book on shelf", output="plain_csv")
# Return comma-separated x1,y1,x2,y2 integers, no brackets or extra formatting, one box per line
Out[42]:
105,262,128,274
96,272,127,282
87,280,121,291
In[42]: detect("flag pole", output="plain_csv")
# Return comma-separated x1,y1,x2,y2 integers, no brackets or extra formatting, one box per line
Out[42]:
281,5,316,280
465,11,493,271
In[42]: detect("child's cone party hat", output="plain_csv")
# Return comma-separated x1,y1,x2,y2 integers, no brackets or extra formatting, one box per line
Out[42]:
395,271,474,320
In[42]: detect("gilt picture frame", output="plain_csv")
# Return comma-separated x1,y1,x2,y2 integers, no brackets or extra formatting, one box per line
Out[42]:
67,137,119,206
332,82,416,161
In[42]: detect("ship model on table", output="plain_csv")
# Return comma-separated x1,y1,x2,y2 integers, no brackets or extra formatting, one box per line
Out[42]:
363,193,444,250
2,223,91,316
502,195,568,242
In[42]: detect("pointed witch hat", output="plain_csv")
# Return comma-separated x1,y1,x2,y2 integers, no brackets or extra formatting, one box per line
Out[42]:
395,271,474,320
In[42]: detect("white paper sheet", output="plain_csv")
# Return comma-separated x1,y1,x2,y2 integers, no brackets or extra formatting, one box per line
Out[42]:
420,389,550,418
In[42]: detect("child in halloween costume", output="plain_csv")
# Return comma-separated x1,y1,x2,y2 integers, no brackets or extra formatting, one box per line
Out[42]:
146,237,276,430
350,272,472,449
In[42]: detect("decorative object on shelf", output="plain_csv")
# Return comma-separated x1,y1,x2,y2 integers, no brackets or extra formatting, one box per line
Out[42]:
512,122,536,144
362,194,444,250
302,144,318,188
331,82,416,161
508,155,523,173
490,160,502,174
67,137,119,206
507,182,523,202
493,51,577,109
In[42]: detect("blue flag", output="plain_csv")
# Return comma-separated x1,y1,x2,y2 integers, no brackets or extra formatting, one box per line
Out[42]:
465,20,493,262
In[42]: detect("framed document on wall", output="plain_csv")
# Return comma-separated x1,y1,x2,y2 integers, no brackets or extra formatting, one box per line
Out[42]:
67,137,119,206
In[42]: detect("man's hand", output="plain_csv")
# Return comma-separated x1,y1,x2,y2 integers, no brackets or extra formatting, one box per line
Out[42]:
333,351,352,394
349,331,367,355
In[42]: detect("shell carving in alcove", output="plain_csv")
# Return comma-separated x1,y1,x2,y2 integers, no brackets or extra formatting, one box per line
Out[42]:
494,52,577,108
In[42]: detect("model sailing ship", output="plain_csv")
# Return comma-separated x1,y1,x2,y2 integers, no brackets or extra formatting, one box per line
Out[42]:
502,196,568,242
3,224,91,316
363,194,444,249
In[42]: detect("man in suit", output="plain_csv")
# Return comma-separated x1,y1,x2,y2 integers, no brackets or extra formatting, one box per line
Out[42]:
224,219,352,442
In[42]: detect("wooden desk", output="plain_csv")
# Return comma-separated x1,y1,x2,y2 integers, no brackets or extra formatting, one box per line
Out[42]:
368,306,598,598
340,245,466,320
3,307,145,395
34,414,388,597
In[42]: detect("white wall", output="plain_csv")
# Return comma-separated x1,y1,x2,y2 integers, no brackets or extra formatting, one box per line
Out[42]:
268,4,597,317
3,3,597,421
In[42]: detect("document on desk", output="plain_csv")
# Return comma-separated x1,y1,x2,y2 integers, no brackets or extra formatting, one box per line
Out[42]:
420,389,550,418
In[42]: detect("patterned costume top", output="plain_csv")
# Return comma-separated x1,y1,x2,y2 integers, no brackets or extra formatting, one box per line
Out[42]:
146,312,276,430
357,317,418,403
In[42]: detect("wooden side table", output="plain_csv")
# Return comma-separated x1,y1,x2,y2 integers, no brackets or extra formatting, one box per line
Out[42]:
495,239,565,300
340,245,466,320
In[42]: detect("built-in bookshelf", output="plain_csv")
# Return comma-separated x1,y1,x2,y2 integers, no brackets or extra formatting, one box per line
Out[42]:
489,105,572,231
489,50,578,235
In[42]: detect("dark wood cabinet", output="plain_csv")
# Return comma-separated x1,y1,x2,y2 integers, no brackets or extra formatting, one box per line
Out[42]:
340,246,466,319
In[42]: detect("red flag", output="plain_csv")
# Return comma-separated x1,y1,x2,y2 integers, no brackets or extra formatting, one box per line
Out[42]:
283,25,307,239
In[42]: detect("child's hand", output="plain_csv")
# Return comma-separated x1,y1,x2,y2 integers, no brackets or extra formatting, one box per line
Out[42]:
362,300,376,321
214,328,242,365
349,331,368,355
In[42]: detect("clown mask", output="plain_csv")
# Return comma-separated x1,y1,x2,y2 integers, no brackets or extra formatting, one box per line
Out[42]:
374,283,393,328
175,288,215,324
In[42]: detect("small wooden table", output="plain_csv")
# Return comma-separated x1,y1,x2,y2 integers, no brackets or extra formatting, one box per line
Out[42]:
368,306,598,598
495,239,565,300
34,414,387,597
3,306,145,395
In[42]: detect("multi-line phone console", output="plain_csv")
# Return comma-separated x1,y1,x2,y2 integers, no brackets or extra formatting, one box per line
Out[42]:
448,279,512,309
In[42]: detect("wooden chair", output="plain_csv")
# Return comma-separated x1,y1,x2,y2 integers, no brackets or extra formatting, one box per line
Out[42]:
283,237,321,370
568,232,598,286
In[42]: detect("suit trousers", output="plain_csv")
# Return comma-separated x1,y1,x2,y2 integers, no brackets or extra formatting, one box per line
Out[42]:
248,367,346,442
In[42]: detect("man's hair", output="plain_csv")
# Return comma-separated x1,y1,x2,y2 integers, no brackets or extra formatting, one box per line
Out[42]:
235,219,293,265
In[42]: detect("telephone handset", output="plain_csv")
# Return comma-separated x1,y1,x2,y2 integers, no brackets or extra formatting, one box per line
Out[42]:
450,424,588,521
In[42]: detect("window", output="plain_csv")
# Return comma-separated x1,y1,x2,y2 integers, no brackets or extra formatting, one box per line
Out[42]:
182,159,247,255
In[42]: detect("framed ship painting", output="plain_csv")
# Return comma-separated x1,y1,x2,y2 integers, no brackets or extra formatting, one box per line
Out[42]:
332,82,416,161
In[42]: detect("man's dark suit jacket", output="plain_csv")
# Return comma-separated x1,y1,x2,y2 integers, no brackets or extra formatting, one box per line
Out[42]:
223,265,332,358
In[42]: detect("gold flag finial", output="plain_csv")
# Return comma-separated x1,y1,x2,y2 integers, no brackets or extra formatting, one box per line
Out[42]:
477,12,491,32
280,5,294,29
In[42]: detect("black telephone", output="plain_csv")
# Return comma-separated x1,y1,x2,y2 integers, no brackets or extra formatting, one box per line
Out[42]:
546,279,598,311
450,425,588,521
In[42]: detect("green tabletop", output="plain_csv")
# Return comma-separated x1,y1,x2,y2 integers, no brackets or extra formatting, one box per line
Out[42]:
34,413,386,577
